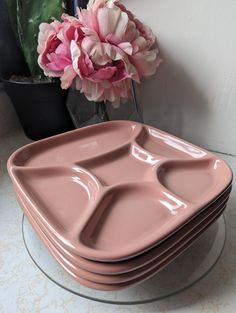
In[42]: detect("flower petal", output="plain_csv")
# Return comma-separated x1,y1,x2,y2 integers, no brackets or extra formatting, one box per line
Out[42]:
97,6,128,43
60,65,76,89
90,66,117,81
131,49,161,77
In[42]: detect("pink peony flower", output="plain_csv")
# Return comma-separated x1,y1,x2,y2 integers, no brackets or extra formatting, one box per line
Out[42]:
37,15,84,89
37,0,161,103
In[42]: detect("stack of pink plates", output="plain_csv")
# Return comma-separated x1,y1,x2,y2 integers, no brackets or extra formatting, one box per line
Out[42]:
8,121,232,291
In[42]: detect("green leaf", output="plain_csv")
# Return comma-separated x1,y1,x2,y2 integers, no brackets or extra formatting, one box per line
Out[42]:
4,0,18,40
6,0,66,76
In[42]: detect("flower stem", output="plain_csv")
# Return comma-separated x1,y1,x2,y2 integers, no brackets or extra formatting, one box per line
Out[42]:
99,102,109,122
131,80,142,122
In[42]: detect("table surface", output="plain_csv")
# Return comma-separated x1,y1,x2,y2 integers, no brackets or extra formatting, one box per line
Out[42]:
1,130,236,313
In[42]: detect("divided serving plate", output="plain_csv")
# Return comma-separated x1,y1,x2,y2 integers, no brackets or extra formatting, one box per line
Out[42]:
8,121,233,262
17,185,231,277
20,191,229,285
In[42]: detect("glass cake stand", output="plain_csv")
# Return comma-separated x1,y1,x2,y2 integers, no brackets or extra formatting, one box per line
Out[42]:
22,215,226,305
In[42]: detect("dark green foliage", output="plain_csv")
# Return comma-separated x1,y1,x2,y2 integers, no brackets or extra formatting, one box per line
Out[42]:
5,0,65,76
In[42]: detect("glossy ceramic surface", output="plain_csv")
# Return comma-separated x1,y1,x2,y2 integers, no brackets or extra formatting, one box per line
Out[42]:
22,204,226,290
8,121,233,261
16,186,231,277
19,192,229,285
22,214,226,302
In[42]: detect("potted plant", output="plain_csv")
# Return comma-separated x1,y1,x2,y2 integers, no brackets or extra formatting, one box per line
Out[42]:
2,0,74,140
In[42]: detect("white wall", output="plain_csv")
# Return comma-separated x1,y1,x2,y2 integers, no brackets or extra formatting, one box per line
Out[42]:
123,0,236,155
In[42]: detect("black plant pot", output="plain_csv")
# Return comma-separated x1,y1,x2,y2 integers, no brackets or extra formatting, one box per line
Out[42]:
3,79,74,140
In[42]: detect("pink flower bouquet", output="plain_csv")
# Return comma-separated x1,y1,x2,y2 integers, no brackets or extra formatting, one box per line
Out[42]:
37,0,161,104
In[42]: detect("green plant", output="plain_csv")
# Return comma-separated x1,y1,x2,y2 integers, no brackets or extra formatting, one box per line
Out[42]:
5,0,65,77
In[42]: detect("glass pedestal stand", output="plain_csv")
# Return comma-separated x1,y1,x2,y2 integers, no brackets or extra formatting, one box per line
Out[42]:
22,215,226,305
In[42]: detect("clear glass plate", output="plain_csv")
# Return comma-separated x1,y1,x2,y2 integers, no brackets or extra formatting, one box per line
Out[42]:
22,214,226,305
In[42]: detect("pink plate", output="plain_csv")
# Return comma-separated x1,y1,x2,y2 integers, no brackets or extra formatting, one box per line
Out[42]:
8,121,233,261
16,186,231,277
23,202,226,290
20,193,229,284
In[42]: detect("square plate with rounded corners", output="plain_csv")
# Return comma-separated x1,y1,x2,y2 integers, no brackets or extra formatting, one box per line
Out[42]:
19,191,229,286
22,203,226,291
8,121,233,261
